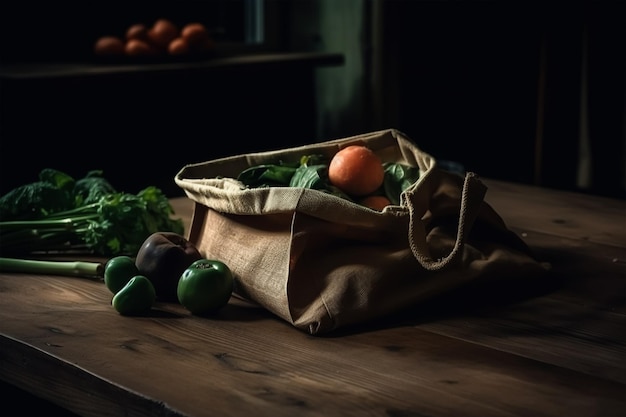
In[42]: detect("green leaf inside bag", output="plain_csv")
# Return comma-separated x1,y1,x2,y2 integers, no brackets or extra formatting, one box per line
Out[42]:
383,162,421,205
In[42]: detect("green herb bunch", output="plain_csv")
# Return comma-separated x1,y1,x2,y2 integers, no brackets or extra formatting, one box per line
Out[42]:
0,169,184,256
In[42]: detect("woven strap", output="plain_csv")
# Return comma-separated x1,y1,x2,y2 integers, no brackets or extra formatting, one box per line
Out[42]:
405,171,487,271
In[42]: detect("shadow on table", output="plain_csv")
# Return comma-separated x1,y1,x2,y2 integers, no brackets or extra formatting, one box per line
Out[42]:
325,261,561,338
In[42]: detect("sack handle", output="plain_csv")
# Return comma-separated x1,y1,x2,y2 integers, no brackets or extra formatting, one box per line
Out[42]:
405,171,487,271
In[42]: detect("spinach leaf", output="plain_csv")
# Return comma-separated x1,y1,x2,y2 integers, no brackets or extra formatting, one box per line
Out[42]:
39,168,76,192
74,170,117,205
383,162,421,205
289,164,327,189
0,181,74,220
237,164,298,188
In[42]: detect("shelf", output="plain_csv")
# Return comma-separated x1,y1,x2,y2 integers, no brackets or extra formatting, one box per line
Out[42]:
0,52,344,80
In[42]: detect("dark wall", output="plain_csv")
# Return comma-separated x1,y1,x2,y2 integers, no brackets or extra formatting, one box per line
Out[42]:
377,0,625,198
383,1,541,185
0,64,317,198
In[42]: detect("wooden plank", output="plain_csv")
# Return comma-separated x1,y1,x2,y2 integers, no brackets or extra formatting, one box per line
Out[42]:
416,295,626,384
0,335,187,417
482,179,625,248
0,271,624,417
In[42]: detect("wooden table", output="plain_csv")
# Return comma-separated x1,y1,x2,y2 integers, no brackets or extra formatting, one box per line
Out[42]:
1,179,624,417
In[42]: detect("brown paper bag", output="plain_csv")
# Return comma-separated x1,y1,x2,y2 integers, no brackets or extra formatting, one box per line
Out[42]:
175,129,548,335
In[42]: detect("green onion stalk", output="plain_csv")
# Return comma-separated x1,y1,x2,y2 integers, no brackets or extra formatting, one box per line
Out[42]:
0,186,184,278
0,257,103,278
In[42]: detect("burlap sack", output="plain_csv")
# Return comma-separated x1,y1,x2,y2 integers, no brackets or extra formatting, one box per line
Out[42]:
175,129,548,335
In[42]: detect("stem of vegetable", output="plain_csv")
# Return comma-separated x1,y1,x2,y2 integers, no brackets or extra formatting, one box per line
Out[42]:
0,257,103,278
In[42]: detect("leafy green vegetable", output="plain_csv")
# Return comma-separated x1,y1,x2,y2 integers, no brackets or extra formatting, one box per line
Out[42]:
289,163,328,189
0,168,81,220
298,154,328,167
0,182,73,220
383,162,421,205
287,155,327,188
73,170,117,205
39,168,76,192
0,169,184,257
237,164,298,188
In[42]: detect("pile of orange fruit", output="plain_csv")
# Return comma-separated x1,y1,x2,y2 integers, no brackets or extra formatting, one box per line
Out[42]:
94,18,214,58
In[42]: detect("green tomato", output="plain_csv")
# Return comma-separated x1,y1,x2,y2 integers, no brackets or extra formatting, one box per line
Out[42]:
177,259,234,315
112,275,156,316
104,256,139,294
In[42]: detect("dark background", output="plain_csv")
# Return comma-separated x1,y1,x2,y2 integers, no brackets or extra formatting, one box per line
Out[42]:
376,0,625,198
1,0,624,199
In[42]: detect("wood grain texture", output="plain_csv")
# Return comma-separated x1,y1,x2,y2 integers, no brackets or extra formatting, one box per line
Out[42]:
1,179,624,417
482,179,625,247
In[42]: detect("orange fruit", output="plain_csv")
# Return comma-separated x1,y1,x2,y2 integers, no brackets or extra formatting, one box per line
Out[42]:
360,195,391,211
93,36,125,56
168,37,190,55
328,145,385,196
125,39,157,56
125,23,149,42
148,18,179,49
181,23,210,45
